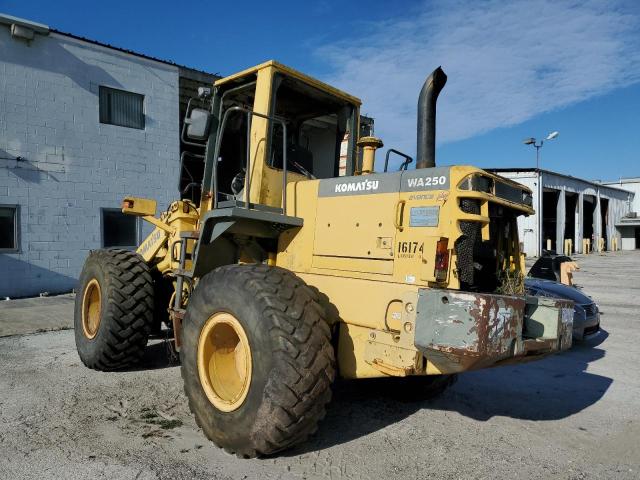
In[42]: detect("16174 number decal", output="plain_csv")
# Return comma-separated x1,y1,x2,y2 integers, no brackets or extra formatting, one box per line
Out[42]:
397,241,424,258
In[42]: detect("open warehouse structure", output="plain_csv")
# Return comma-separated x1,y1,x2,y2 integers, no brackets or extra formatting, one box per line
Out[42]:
490,168,635,257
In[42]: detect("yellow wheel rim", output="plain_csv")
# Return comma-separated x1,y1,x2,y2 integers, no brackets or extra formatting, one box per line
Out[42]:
197,312,252,412
81,279,101,339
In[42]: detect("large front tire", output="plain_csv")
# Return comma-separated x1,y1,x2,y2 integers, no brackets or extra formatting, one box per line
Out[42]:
74,249,154,371
181,264,335,458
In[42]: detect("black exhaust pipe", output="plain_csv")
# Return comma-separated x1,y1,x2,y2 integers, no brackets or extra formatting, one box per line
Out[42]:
416,67,447,169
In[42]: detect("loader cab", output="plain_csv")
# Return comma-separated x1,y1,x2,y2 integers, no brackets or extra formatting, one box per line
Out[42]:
188,61,362,214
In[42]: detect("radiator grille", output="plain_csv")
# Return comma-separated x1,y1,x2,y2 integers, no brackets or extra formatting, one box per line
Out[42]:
456,201,521,293
455,199,481,285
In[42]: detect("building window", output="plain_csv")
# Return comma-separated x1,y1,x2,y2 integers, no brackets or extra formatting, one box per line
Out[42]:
0,205,19,252
101,209,139,248
99,86,145,129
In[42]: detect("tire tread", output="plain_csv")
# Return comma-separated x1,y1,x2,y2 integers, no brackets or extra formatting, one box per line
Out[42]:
181,264,335,457
76,248,154,371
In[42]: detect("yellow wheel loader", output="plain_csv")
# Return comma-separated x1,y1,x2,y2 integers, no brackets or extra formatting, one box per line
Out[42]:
74,61,574,457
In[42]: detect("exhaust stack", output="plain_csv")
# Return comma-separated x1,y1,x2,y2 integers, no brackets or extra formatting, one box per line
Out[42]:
416,67,447,169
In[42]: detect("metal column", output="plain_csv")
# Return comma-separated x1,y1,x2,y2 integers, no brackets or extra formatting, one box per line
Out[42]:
556,188,566,255
576,193,584,253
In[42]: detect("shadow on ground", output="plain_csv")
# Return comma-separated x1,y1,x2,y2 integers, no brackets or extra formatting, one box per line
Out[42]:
127,336,180,371
127,325,612,456
287,329,612,455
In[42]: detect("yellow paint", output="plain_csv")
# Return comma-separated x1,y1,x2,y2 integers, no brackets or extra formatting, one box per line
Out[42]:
215,60,361,106
564,238,573,255
197,312,252,412
121,196,157,217
137,226,168,263
313,193,398,261
81,278,101,340
144,215,175,234
136,200,199,272
274,164,533,377
116,61,539,381
311,256,394,275
330,288,423,378
338,323,383,378
385,300,404,331
357,136,383,174
247,66,274,206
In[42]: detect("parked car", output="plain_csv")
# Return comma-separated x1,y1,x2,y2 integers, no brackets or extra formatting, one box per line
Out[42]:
524,277,600,340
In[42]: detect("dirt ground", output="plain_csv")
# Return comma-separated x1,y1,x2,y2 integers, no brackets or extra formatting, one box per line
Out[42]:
1,251,639,479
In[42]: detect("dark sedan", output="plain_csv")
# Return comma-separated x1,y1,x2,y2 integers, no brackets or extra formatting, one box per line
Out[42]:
525,277,601,341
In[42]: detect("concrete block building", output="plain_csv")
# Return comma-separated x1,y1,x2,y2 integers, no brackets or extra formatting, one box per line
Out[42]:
490,168,635,257
0,14,217,297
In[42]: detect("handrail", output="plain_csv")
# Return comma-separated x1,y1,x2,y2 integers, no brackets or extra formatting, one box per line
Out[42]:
384,148,413,172
211,106,288,213
217,81,257,122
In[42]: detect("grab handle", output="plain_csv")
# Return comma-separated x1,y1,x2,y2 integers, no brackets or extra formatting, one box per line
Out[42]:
394,200,406,231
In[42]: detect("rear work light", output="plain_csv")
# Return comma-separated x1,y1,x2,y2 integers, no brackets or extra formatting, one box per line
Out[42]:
434,237,449,282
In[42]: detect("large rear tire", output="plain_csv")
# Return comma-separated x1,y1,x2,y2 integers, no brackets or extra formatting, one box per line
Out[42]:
180,264,335,458
74,249,154,371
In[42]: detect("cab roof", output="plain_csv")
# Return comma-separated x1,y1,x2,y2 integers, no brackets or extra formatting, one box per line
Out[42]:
214,60,362,106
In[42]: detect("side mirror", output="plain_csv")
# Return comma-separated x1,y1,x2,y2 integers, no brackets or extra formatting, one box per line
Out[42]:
185,108,211,140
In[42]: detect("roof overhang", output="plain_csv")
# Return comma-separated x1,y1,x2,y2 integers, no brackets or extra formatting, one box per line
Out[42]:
0,13,50,39
489,168,635,197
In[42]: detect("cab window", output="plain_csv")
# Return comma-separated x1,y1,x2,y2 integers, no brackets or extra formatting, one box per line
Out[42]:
268,75,354,179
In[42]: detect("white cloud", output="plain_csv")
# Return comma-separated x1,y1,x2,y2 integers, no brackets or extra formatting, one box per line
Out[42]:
316,0,640,160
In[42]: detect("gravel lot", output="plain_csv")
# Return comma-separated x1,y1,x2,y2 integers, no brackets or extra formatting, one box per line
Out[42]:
1,251,639,479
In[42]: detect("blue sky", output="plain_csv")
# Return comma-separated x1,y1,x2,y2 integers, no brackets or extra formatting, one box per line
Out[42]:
2,0,639,180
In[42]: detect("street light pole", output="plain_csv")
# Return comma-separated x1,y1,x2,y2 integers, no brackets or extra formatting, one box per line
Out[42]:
535,141,543,169
523,132,559,256
523,131,558,169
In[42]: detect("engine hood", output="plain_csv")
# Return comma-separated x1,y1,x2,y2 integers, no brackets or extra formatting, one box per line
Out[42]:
524,278,592,305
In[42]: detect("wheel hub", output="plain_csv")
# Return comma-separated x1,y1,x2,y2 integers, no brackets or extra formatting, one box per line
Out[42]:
81,279,101,339
197,312,252,412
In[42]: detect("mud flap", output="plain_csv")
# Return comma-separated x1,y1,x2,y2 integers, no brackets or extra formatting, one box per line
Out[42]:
414,289,573,374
